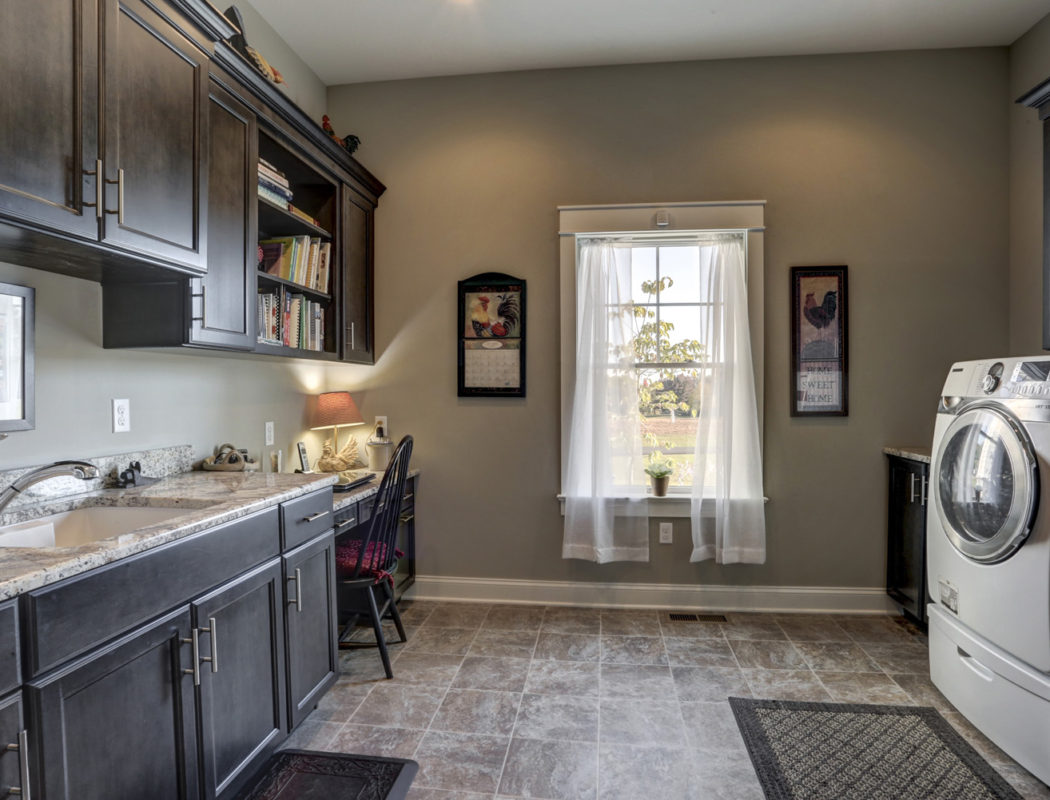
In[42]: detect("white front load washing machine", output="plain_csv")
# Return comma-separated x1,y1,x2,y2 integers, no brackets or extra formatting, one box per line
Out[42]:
927,356,1050,783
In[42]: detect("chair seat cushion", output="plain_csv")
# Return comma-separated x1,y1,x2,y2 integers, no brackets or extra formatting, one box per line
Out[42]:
336,540,404,579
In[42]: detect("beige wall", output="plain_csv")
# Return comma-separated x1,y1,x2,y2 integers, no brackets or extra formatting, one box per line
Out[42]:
327,48,1010,590
0,261,363,473
237,2,327,122
1009,13,1050,355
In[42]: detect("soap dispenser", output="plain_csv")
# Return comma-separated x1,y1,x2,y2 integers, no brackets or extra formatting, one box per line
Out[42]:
366,423,394,471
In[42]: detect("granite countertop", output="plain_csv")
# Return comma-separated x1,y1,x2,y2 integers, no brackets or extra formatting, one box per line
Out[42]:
0,470,338,601
883,446,932,464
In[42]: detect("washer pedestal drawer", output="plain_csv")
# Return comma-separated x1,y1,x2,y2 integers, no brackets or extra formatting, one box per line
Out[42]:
928,603,1050,783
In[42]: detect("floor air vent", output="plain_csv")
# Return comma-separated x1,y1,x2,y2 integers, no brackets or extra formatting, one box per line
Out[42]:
668,613,727,622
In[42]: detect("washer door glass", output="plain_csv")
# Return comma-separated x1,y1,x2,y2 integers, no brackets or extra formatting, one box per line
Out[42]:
936,404,1038,563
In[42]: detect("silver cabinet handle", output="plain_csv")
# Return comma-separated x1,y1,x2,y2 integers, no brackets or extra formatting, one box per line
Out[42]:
920,475,927,506
301,510,329,524
398,513,415,524
191,283,206,328
201,617,218,674
350,322,355,350
287,568,303,612
6,730,31,799
83,158,103,219
908,473,917,504
182,628,201,686
104,168,124,224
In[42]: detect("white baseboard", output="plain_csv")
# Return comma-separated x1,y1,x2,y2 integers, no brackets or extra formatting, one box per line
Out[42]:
405,575,898,615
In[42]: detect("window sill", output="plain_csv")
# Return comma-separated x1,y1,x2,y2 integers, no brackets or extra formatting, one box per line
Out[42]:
557,494,768,519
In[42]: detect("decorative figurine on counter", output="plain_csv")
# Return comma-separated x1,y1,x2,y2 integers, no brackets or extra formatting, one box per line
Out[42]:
316,436,366,473
321,115,361,155
201,443,259,472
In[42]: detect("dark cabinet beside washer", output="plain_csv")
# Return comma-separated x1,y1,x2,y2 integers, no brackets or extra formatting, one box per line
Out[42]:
886,453,929,624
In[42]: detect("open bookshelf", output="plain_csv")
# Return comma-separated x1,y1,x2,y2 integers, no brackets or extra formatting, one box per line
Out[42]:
255,130,338,357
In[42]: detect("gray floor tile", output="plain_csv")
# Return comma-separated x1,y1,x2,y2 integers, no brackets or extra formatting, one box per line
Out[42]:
484,604,546,632
600,635,668,665
597,742,698,800
815,671,914,704
339,648,396,684
279,719,342,752
888,672,956,713
599,698,686,746
310,680,372,722
452,656,531,692
422,603,492,629
690,748,766,799
659,620,728,639
470,629,540,659
534,632,601,662
775,615,851,642
349,683,446,729
542,606,602,635
390,652,464,686
837,616,918,644
680,701,749,752
996,765,1050,799
723,614,788,641
402,626,477,655
600,663,676,700
330,723,424,759
514,693,600,742
859,641,930,673
729,639,807,670
524,660,601,697
406,788,491,800
499,738,598,800
943,711,1015,767
672,666,752,702
413,730,510,793
742,668,833,701
665,637,738,667
795,641,880,672
600,610,661,636
431,688,522,736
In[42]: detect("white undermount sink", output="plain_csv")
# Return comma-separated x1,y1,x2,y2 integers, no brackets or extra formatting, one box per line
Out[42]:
0,506,196,548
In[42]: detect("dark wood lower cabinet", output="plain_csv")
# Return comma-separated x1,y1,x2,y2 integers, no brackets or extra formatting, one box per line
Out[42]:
194,559,287,800
0,691,27,798
284,532,338,730
886,455,929,624
26,607,200,800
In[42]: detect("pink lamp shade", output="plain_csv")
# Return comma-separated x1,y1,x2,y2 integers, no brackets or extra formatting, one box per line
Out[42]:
309,391,365,431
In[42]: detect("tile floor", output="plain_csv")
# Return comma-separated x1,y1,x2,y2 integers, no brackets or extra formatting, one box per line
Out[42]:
280,602,1050,799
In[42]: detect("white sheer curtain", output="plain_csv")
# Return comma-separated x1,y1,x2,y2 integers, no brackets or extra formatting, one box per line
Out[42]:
562,239,649,563
690,240,766,564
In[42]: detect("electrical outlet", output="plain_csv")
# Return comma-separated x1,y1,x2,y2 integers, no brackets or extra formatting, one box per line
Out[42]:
112,398,131,433
659,522,673,544
375,415,388,433
264,421,275,446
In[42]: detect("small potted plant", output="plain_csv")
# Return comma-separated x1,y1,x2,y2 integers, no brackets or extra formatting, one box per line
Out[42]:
644,454,674,497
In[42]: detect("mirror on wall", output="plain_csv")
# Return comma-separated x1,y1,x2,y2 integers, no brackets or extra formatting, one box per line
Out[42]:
0,283,34,432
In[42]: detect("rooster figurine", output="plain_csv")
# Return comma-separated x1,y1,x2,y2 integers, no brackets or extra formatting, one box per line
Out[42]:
316,437,365,473
803,290,837,330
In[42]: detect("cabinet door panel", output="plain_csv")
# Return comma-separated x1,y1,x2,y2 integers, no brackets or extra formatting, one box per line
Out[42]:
190,77,257,349
341,187,374,363
0,0,99,238
0,692,26,797
284,532,337,729
102,0,207,271
26,607,199,800
195,559,286,799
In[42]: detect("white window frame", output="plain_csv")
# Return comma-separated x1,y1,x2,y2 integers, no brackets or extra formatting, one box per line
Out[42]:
558,201,766,518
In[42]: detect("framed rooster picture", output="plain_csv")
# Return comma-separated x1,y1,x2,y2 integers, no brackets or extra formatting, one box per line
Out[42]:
458,272,526,397
790,266,848,416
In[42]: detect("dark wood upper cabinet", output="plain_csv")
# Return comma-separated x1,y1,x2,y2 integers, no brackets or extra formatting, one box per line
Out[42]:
99,0,209,271
342,185,376,363
0,0,100,240
1020,78,1050,349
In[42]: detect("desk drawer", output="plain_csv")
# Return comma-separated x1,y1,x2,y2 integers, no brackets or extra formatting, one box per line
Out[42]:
281,487,334,550
24,507,279,677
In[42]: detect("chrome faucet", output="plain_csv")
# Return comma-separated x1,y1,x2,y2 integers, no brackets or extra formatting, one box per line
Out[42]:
0,460,100,514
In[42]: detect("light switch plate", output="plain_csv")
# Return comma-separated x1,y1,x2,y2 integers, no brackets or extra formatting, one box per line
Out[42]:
264,421,275,446
112,398,130,433
659,522,673,544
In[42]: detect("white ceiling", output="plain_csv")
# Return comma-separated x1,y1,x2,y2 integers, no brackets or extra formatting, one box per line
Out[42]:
246,0,1050,87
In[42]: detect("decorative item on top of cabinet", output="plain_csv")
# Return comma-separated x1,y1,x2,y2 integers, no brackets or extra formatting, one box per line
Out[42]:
0,0,229,279
885,452,929,625
457,272,527,397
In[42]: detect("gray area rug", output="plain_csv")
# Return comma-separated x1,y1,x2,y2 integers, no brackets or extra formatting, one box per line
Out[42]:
728,697,1022,800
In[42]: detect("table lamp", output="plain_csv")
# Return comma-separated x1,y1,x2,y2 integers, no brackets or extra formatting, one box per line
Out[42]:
309,391,364,452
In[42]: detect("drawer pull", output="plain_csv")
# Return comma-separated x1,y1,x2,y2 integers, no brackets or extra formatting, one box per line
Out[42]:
104,168,125,225
335,517,357,533
300,510,330,524
6,730,31,799
287,568,303,612
398,513,414,524
182,618,219,685
201,618,218,674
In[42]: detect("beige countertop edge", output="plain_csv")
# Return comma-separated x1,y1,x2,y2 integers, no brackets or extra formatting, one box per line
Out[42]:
882,446,932,463
0,471,339,601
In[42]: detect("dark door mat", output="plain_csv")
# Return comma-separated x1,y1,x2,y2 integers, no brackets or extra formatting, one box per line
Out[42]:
728,697,1022,800
236,749,418,800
